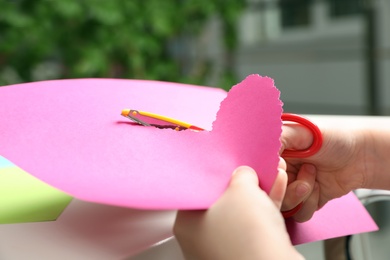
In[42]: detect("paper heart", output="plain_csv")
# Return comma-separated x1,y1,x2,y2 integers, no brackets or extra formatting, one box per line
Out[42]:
0,74,282,209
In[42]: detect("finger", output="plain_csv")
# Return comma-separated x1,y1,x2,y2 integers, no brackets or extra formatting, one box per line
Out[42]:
278,157,287,171
174,210,201,240
318,194,331,210
293,183,320,222
230,166,259,188
286,161,299,184
269,168,288,209
280,124,313,153
281,164,316,211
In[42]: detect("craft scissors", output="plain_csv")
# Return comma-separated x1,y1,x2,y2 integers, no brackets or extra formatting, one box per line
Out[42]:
279,113,323,218
121,109,323,218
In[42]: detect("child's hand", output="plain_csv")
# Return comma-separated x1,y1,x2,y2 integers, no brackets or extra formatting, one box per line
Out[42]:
174,164,303,260
281,124,372,222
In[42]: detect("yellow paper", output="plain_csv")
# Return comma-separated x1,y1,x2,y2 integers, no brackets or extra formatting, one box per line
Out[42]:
0,166,72,224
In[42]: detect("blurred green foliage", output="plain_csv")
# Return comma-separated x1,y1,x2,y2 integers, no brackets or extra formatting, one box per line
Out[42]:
0,0,245,88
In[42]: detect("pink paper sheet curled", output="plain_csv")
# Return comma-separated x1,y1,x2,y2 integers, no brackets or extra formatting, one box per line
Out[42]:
0,74,282,209
0,74,377,244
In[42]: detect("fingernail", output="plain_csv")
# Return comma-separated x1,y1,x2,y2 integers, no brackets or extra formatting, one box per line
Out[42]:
296,183,309,197
232,166,255,176
232,166,243,175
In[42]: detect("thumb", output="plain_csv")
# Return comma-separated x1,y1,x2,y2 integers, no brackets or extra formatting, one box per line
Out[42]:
230,166,287,210
269,168,288,209
230,166,259,188
280,124,313,154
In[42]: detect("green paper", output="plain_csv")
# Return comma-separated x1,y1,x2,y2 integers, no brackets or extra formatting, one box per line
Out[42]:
0,167,72,224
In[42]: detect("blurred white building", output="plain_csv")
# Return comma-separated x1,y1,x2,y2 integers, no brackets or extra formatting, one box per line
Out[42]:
236,0,390,115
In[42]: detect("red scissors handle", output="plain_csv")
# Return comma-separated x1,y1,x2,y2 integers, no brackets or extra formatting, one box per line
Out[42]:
281,113,323,158
282,202,303,219
280,113,323,218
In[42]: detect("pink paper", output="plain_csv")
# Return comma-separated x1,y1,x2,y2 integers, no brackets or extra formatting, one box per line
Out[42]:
287,192,377,244
0,74,377,244
0,75,281,209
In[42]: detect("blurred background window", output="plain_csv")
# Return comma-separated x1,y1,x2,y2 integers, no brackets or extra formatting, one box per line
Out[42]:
280,0,311,28
328,0,362,18
236,0,390,116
